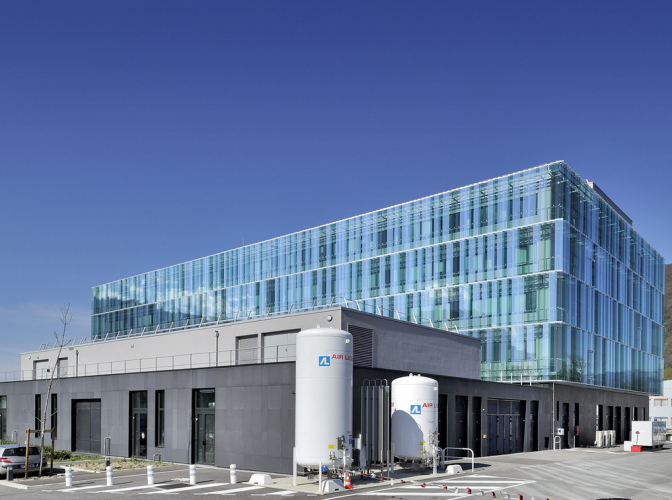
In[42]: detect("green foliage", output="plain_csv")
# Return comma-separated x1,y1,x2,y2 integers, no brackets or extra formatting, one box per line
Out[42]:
70,454,102,461
36,445,72,461
665,365,672,381
0,439,16,445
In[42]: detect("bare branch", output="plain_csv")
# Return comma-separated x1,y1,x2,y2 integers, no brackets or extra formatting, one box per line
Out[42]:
38,304,72,477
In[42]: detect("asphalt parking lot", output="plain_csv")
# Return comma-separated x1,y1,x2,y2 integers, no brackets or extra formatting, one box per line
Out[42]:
0,445,669,500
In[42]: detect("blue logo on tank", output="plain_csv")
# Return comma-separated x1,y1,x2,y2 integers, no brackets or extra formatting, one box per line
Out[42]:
410,405,421,414
318,356,330,366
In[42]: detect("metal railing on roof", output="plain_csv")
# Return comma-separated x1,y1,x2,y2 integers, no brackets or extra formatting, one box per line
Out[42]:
39,337,88,350
5,344,296,382
86,296,463,345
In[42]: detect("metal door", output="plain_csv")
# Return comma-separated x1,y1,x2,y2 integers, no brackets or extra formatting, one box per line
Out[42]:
73,400,101,454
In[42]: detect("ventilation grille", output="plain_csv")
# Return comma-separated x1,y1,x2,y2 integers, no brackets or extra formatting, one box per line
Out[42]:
348,325,373,367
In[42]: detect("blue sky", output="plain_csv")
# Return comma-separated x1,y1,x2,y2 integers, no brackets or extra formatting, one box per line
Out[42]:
1,1,670,373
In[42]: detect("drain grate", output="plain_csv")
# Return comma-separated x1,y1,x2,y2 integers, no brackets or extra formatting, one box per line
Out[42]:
155,483,191,490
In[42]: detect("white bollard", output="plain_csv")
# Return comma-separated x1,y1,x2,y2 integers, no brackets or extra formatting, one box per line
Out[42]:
147,465,154,485
230,464,237,484
65,466,72,487
106,466,113,486
189,464,197,485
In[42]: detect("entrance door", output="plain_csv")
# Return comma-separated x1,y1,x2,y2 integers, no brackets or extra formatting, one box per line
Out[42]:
73,400,101,454
196,413,215,464
193,389,215,464
130,391,148,458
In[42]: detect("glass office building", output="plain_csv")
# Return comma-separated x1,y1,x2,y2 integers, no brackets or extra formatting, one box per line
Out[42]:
92,161,665,393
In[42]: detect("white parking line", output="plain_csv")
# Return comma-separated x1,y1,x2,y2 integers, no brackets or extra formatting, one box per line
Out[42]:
56,485,109,492
197,486,264,495
93,484,158,493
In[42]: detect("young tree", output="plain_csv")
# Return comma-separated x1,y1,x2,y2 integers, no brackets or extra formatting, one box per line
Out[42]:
37,304,72,477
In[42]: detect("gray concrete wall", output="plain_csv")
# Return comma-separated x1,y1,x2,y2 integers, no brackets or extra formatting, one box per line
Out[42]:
20,308,480,381
20,309,341,375
0,363,296,473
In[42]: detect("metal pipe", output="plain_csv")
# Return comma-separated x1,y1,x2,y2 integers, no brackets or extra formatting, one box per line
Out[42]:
215,331,219,367
318,462,322,493
292,448,297,486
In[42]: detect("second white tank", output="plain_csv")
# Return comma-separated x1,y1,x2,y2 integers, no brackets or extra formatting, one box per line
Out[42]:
391,374,439,460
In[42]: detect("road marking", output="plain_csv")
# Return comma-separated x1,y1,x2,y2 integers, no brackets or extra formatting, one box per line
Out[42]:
94,484,158,493
351,475,535,498
197,486,264,495
56,485,109,492
265,491,296,496
140,483,228,494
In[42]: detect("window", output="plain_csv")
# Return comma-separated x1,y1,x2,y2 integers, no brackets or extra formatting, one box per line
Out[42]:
155,390,165,448
35,394,42,437
653,399,669,407
57,358,68,378
50,394,58,439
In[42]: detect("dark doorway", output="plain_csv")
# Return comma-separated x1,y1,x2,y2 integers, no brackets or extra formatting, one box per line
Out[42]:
607,406,614,430
130,391,148,458
472,397,482,457
625,407,631,441
530,401,539,451
574,403,579,447
615,407,622,444
486,399,524,456
598,405,604,430
72,400,101,454
455,396,468,456
437,394,447,450
193,389,215,464
562,403,569,448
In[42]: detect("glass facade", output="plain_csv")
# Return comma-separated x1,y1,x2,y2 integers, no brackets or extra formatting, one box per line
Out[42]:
92,162,665,393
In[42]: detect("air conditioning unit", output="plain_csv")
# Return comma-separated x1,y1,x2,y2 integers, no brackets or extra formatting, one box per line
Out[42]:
595,431,604,448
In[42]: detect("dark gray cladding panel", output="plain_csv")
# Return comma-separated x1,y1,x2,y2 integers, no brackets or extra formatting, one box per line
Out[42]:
340,308,481,379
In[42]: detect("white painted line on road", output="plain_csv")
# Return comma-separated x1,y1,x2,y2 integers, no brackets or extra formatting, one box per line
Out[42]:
197,486,264,495
427,480,526,484
264,491,296,495
141,483,228,494
94,484,158,493
56,485,109,492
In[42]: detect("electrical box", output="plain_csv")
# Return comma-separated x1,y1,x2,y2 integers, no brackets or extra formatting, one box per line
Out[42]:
556,428,565,436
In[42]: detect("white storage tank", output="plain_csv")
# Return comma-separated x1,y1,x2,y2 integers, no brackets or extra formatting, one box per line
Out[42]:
391,374,439,461
295,327,353,469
